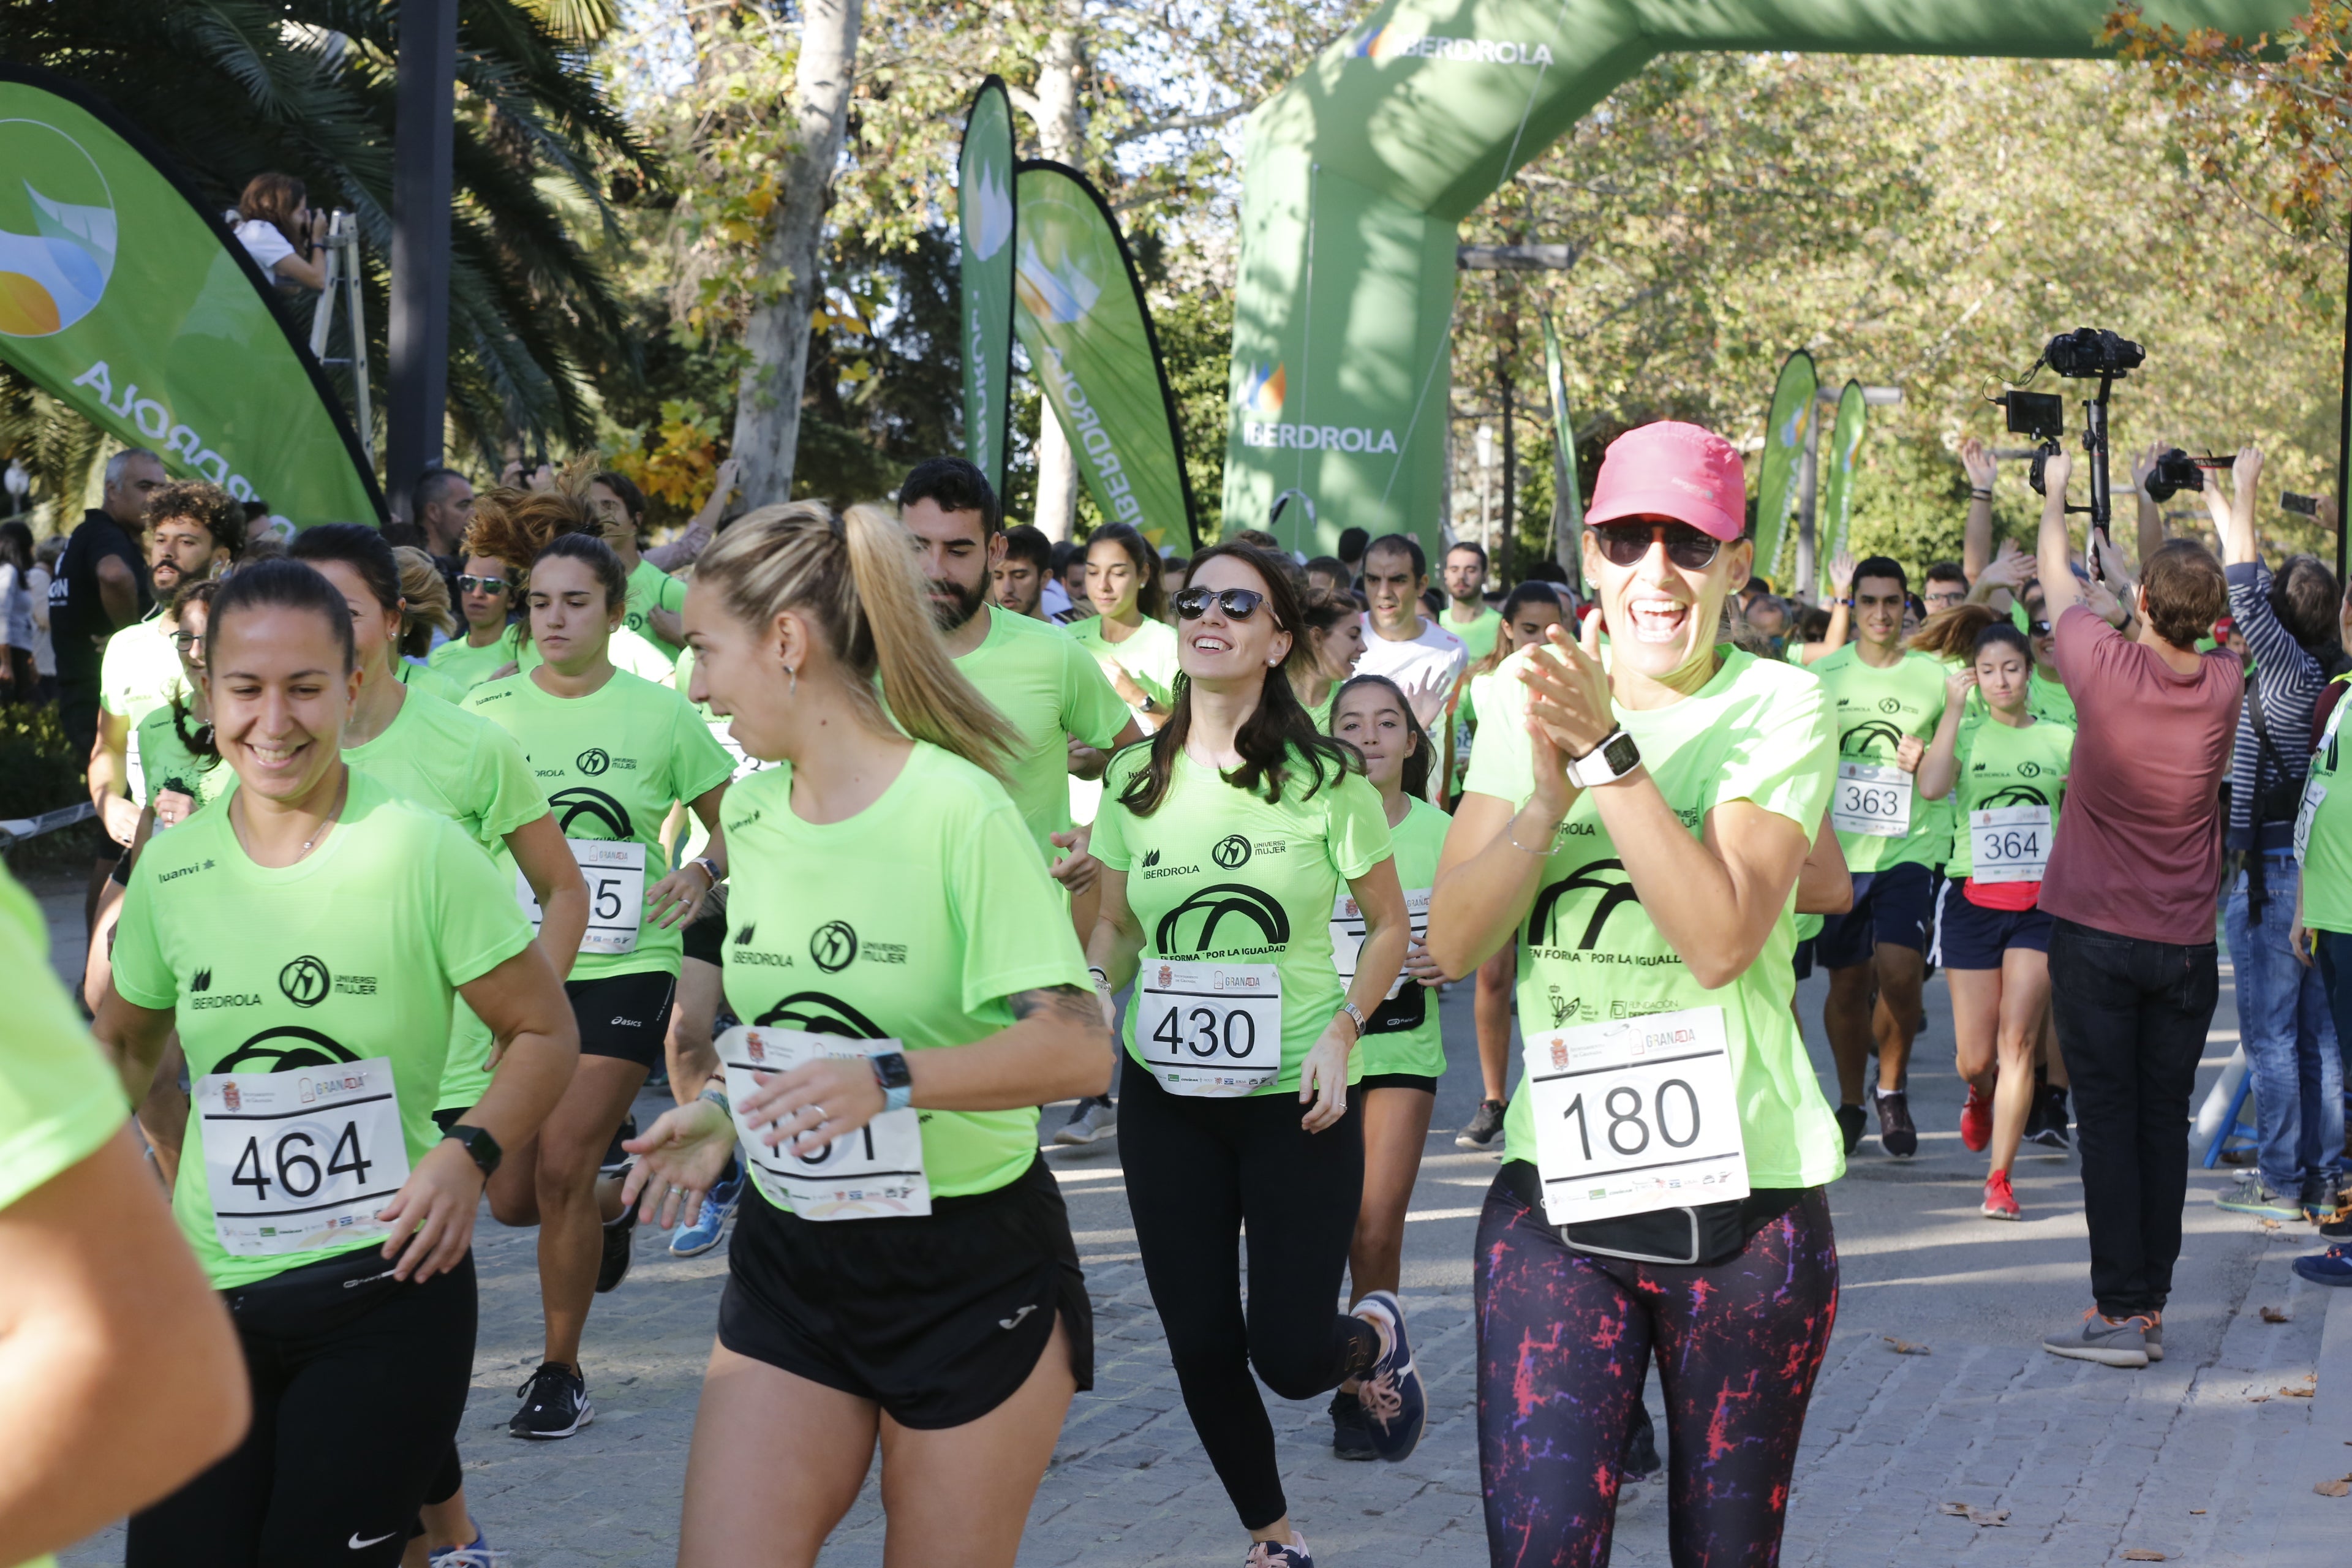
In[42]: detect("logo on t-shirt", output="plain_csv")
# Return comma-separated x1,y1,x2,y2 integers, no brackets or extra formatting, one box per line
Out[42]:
217,1024,361,1072
1526,861,1642,952
1212,834,1253,869
192,968,212,992
548,786,632,838
752,990,885,1039
279,956,330,1008
734,924,755,945
1155,884,1290,955
1840,718,1907,757
1980,783,2052,809
810,921,859,973
577,747,611,775
1142,849,1160,867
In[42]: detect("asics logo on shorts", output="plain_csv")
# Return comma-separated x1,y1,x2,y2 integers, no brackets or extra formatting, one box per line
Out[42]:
611,1014,640,1027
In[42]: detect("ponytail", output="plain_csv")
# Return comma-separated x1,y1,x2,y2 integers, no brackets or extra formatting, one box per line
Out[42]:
693,500,1020,783
391,546,455,658
1908,602,1999,663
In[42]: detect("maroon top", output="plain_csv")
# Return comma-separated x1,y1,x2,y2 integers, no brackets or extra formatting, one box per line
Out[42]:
2041,605,2242,946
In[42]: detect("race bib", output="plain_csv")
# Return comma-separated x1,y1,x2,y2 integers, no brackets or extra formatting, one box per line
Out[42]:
126,723,146,805
1833,760,1912,838
1969,804,2052,884
1525,1006,1748,1227
1330,888,1431,1001
195,1058,411,1256
707,715,775,781
519,839,646,955
2297,779,2328,864
1135,960,1281,1096
718,1026,930,1219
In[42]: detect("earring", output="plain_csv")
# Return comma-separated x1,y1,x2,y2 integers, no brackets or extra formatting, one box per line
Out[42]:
784,665,798,696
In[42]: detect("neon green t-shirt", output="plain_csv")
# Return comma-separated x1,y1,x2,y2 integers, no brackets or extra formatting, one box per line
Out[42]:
718,745,1090,1202
1464,645,1845,1191
1091,745,1393,1095
102,611,185,803
518,623,677,687
624,558,687,664
949,606,1131,859
2297,679,2352,932
1449,668,1496,796
428,627,518,693
108,771,536,1289
1945,714,2074,881
670,644,777,869
461,668,735,982
1073,614,1183,714
1444,606,1504,666
135,701,229,810
397,657,468,706
1809,644,1951,874
1354,795,1449,1080
345,688,551,1110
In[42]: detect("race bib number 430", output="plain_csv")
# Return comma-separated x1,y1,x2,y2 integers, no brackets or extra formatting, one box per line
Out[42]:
1525,1006,1748,1227
1136,961,1281,1096
519,839,646,955
1833,760,1912,838
196,1058,411,1256
718,1026,930,1220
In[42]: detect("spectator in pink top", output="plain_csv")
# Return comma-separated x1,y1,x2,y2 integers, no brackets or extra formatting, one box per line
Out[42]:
2034,447,2240,1372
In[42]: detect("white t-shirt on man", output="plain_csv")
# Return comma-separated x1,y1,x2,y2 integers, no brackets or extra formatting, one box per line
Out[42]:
1356,612,1467,730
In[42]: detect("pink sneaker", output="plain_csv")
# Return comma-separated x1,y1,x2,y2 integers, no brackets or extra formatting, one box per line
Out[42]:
1960,1085,1994,1153
1981,1169,2021,1221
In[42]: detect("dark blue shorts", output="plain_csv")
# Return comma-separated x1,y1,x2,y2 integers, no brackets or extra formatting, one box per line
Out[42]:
1932,884,2053,970
1815,860,1934,970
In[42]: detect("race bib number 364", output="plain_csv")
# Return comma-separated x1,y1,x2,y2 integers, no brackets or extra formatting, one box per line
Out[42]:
196,1058,411,1256
1136,961,1281,1096
1969,804,2051,884
1525,1006,1747,1227
718,1026,930,1220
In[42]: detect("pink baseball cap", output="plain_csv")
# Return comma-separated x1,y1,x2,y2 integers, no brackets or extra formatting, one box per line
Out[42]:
1583,421,1747,542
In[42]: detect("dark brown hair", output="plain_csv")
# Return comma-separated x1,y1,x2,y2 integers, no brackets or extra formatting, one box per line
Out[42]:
1330,673,1433,799
236,172,308,246
149,480,247,560
463,487,628,643
1087,522,1170,621
2141,539,2230,651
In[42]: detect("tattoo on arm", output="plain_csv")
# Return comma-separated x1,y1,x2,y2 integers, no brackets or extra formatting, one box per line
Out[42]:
1009,984,1102,1030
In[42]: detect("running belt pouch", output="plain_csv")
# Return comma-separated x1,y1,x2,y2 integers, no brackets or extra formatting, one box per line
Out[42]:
1500,1161,1801,1267
1364,982,1425,1035
221,1246,412,1334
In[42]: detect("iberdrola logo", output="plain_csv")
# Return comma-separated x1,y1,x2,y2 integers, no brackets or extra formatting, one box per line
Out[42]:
963,157,1011,262
1778,399,1813,451
1350,23,1556,65
0,120,115,339
1240,362,1286,418
1015,233,1101,326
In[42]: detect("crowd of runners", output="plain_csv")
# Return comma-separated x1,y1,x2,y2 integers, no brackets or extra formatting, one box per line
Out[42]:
5,414,2347,1568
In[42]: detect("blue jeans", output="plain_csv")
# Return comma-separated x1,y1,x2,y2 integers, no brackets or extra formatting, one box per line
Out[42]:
2223,855,2343,1200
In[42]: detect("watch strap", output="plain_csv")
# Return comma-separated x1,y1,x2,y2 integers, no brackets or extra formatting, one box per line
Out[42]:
1566,729,1640,790
870,1051,914,1114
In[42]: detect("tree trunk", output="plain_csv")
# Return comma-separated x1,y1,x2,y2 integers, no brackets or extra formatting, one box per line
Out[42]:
1027,10,1087,540
1497,303,1518,586
728,0,863,508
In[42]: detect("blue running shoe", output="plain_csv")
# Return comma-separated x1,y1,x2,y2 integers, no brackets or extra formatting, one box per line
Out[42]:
429,1532,510,1566
2293,1245,2352,1287
1349,1290,1425,1462
670,1164,744,1257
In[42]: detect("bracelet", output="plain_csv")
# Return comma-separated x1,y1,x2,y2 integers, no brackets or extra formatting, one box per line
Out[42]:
697,1085,731,1116
1337,1001,1366,1038
1506,811,1557,855
1088,965,1110,985
1970,488,1993,500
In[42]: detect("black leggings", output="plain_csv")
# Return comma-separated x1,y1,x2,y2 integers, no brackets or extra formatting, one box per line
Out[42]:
1121,1067,1381,1530
127,1249,477,1568
1475,1173,1838,1568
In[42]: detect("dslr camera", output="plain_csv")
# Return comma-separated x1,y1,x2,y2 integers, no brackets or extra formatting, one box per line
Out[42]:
2042,327,2145,381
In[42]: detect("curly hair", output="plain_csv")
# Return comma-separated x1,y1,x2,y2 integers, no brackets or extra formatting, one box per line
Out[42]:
148,480,246,560
460,486,601,571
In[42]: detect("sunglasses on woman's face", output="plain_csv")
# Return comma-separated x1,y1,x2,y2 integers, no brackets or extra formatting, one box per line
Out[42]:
456,575,508,595
1172,586,1266,621
1590,521,1724,571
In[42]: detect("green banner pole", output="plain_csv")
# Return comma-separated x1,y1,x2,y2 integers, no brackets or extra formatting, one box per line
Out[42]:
1539,310,1583,587
958,77,1016,499
1754,350,1816,588
1011,161,1196,550
1819,379,1868,597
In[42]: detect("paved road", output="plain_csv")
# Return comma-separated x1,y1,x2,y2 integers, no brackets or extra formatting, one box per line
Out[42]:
40,880,2352,1567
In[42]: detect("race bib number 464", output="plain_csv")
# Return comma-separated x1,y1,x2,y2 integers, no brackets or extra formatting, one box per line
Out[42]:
519,839,646,955
196,1058,410,1256
1525,1006,1747,1227
1833,760,1912,838
1136,961,1281,1096
718,1026,930,1220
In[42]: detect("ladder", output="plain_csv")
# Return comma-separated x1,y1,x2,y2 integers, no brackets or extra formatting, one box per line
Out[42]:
307,210,375,465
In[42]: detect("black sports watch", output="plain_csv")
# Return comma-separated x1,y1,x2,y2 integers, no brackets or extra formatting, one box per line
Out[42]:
442,1122,502,1178
870,1050,914,1113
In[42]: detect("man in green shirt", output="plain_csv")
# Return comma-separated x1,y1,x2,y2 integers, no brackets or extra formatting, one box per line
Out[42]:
1441,540,1504,665
1809,556,1950,1159
587,470,686,662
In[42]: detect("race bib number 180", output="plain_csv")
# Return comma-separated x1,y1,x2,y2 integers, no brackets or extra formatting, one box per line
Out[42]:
195,1058,411,1256
1525,1006,1748,1227
1136,961,1281,1096
1833,760,1913,838
519,839,646,955
718,1026,930,1220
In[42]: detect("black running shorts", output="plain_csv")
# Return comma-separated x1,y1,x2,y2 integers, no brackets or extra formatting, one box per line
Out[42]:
565,969,677,1069
718,1153,1093,1428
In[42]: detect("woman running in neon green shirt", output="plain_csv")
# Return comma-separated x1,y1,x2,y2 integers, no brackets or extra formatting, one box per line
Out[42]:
618,500,1112,1568
429,549,523,693
1073,521,1182,725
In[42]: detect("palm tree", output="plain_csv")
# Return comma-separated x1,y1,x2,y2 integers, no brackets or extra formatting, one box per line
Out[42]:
0,0,657,503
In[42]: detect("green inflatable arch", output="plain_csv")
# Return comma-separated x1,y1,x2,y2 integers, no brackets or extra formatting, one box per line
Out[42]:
1221,0,2301,555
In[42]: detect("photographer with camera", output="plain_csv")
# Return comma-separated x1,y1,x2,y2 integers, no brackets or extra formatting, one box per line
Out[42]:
225,173,326,293
2033,445,2239,1369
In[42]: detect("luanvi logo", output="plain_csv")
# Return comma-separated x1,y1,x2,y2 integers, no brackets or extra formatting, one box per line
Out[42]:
1840,719,1907,758
1980,785,2052,809
810,920,858,973
1212,834,1253,870
576,747,611,775
548,786,632,838
192,968,212,992
1155,883,1290,955
279,956,330,1008
1527,860,1642,951
752,990,886,1039
217,1025,361,1072
1142,848,1161,867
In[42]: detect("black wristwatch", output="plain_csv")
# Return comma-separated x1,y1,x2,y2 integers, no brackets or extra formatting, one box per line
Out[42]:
870,1050,914,1113
442,1122,502,1178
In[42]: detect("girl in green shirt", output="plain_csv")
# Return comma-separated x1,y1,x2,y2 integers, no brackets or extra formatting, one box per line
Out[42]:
1072,521,1183,725
616,500,1111,1568
1289,585,1366,728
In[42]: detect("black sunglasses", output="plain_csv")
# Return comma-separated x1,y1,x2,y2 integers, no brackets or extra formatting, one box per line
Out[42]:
172,630,206,652
456,574,509,595
2028,620,2052,636
1591,522,1724,571
1172,586,1266,621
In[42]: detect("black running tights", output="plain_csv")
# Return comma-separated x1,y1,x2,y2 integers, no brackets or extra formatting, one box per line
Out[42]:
1120,1068,1381,1530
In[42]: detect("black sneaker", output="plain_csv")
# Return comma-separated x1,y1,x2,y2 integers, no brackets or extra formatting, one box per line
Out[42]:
1876,1090,1917,1158
508,1361,593,1439
2028,1087,2071,1152
2321,1208,2352,1240
1621,1402,1661,1479
1455,1098,1507,1150
1327,1388,1376,1461
599,1112,638,1178
2021,1083,2049,1142
596,1205,636,1293
1835,1104,1868,1156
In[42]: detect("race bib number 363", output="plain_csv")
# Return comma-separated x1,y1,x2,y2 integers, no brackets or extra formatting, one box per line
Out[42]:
196,1058,411,1256
1833,760,1912,838
1525,1006,1747,1227
519,839,646,955
1136,961,1281,1096
718,1026,930,1220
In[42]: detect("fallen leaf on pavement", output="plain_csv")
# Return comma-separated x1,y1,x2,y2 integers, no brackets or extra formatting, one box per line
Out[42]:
2189,1509,2206,1514
1939,1502,2009,1526
2317,1478,2351,1498
2261,1218,2283,1230
1883,1336,1931,1355
2250,1395,2272,1403
2121,1551,2168,1561
2261,1306,2292,1323
2282,1385,2316,1398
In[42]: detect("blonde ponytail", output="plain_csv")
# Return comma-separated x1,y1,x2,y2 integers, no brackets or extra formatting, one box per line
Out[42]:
694,500,1021,782
391,546,456,658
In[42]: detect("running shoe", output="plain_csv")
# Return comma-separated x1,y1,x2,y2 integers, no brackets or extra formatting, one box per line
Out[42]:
1327,1388,1376,1461
1834,1104,1867,1156
1349,1291,1426,1462
596,1205,637,1293
1243,1534,1313,1567
2027,1087,2072,1152
2142,1311,2163,1363
669,1162,743,1257
2215,1175,2304,1219
2320,1208,2352,1240
2293,1245,2352,1286
429,1533,510,1567
1981,1169,2021,1221
1054,1096,1117,1146
598,1112,638,1178
1456,1098,1507,1150
2021,1083,2049,1142
1959,1085,1993,1153
2040,1309,2149,1368
1621,1403,1661,1479
509,1362,593,1439
1876,1090,1918,1159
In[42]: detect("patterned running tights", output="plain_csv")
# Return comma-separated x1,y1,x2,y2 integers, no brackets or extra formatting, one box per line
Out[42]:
1475,1174,1839,1568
